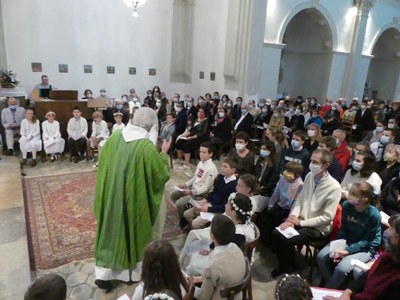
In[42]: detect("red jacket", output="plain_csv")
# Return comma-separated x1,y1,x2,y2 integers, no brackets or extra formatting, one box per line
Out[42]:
334,142,350,174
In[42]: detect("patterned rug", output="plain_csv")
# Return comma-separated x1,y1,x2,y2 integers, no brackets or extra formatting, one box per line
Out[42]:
23,171,182,270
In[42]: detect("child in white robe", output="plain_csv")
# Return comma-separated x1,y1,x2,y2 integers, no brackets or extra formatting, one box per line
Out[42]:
111,112,126,133
90,111,109,156
19,108,42,167
42,111,65,161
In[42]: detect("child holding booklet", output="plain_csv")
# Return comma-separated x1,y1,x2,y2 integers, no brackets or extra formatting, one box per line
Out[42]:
316,182,381,289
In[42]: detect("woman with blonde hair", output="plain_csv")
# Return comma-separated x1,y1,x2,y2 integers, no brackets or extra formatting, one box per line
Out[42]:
268,108,285,132
42,111,65,161
304,123,322,154
379,144,400,188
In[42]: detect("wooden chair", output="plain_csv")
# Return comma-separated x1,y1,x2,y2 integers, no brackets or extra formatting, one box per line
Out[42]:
220,258,252,300
341,118,354,141
243,224,260,263
299,204,343,282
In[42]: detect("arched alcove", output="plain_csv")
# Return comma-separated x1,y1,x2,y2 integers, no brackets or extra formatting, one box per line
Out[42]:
366,28,400,101
278,8,333,100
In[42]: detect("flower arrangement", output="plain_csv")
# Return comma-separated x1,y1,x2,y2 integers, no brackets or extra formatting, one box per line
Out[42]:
144,293,174,300
0,69,19,88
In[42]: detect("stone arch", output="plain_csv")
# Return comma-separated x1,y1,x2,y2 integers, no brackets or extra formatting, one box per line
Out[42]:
277,2,338,51
367,22,400,55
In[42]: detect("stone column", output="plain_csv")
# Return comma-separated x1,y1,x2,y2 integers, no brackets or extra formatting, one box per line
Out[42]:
224,0,267,99
340,0,376,100
0,1,7,69
259,42,286,99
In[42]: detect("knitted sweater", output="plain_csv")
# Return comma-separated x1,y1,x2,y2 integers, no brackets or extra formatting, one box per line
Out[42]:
198,243,246,300
336,201,381,255
291,172,341,236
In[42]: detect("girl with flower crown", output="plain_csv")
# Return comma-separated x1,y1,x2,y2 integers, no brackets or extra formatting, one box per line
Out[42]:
179,193,255,276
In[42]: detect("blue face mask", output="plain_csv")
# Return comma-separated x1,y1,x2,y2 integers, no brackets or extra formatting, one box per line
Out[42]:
116,105,123,110
9,105,16,110
380,135,390,145
291,140,302,150
383,230,395,253
259,149,270,158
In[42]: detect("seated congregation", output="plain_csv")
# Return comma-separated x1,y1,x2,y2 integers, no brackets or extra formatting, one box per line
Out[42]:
9,87,400,299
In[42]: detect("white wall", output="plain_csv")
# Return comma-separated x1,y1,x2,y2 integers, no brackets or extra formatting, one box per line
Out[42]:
1,0,181,99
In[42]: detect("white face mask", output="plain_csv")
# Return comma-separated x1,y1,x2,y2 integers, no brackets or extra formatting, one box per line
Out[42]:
295,109,301,115
133,97,138,102
307,130,316,137
156,102,161,108
273,113,279,118
175,107,182,113
235,143,245,151
388,123,395,129
352,161,363,171
218,112,225,118
309,163,322,175
100,92,106,97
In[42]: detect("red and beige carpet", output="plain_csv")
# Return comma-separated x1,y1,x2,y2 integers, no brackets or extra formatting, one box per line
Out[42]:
23,171,182,270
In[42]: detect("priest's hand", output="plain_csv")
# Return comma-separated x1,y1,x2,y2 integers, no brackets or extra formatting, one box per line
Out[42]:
161,138,171,153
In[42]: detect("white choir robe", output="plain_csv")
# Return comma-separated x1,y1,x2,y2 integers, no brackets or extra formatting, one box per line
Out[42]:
42,120,65,154
91,120,109,148
19,119,42,152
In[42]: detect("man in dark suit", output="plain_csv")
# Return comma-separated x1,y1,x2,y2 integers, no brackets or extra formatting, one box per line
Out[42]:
353,100,375,141
233,103,254,135
231,97,243,122
186,97,198,119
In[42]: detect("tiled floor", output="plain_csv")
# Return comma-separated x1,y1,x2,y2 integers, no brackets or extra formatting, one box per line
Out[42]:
1,154,281,299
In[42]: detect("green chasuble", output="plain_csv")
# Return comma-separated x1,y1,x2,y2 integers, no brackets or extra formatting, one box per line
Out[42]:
94,131,170,270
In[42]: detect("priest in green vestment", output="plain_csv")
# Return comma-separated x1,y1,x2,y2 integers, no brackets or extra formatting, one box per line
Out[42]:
94,107,171,291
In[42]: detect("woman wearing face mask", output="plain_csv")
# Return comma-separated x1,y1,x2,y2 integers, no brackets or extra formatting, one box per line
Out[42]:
248,100,260,119
323,214,400,300
304,123,322,154
254,141,280,198
259,162,304,246
378,144,400,188
228,131,255,174
210,108,232,159
175,109,210,170
317,182,382,289
362,122,384,144
254,104,273,138
82,89,94,100
268,109,285,132
340,151,382,199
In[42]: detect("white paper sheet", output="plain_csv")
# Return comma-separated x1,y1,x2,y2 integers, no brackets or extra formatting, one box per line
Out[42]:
200,212,216,222
311,287,343,300
380,211,390,227
275,226,299,238
329,239,347,258
188,198,202,208
174,185,184,192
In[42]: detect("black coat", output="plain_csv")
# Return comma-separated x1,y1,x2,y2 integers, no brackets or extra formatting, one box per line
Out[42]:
354,108,375,131
380,177,400,216
234,113,254,134
254,159,280,197
175,109,188,135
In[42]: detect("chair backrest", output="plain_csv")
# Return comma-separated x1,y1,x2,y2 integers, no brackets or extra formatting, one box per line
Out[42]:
243,224,260,262
220,258,251,300
329,204,342,241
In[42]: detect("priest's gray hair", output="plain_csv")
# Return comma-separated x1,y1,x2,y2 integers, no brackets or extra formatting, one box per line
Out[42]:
132,107,158,132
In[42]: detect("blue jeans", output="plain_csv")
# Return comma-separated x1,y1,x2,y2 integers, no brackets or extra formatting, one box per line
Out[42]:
316,243,371,289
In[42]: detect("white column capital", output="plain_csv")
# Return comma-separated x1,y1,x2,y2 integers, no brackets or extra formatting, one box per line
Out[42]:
354,0,376,15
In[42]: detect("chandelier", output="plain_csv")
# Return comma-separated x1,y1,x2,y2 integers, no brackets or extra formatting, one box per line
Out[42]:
121,0,148,17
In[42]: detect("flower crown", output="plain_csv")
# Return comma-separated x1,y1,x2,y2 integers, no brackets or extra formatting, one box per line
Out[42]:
229,193,253,217
144,293,174,300
275,273,307,300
